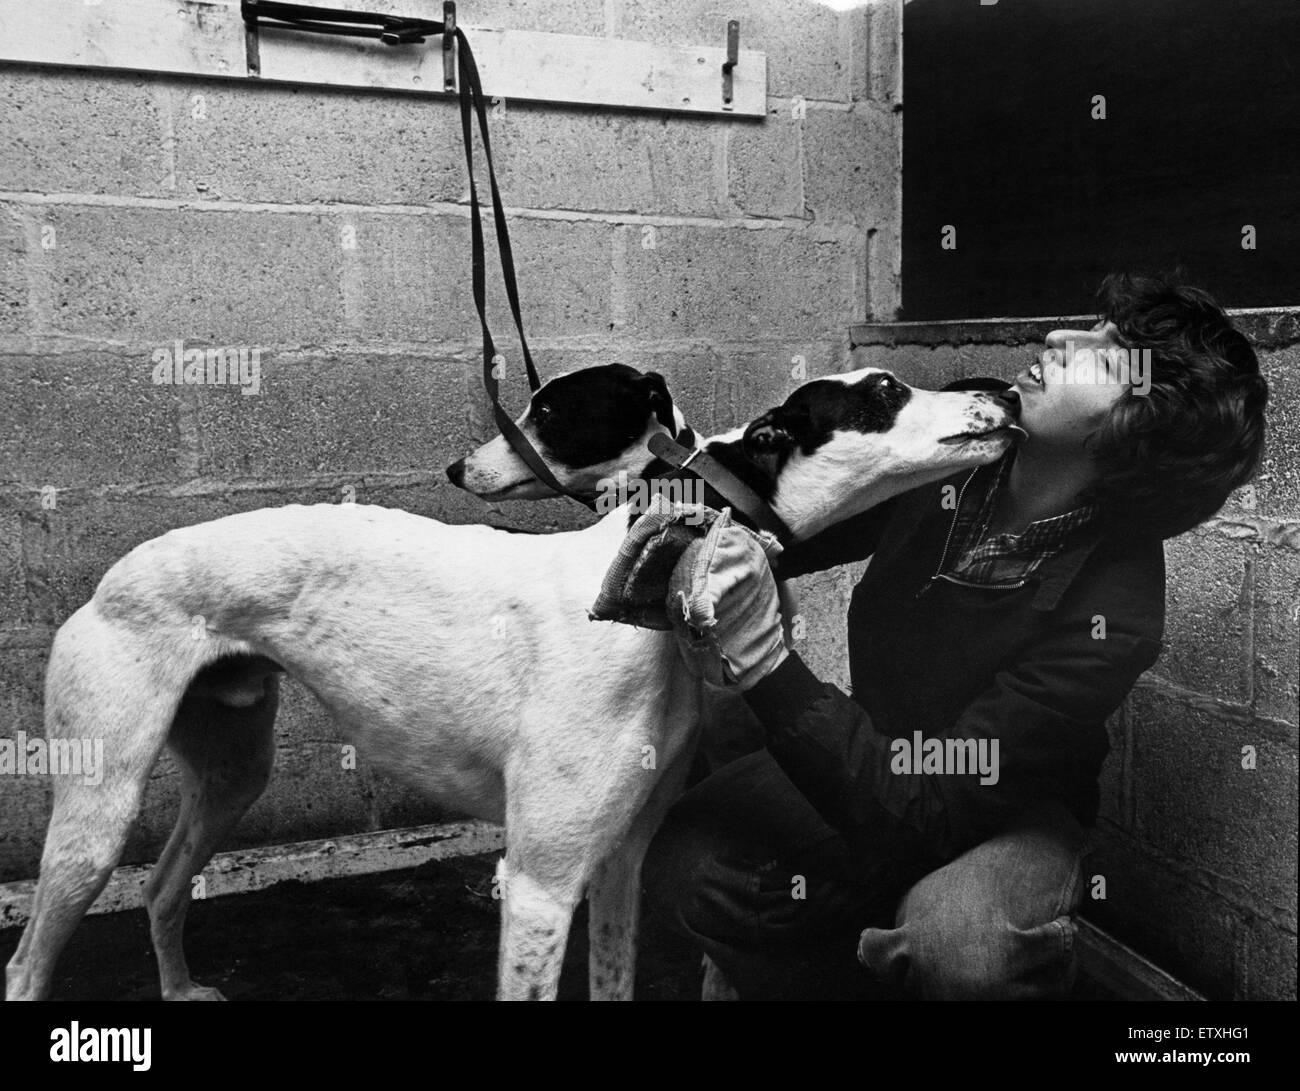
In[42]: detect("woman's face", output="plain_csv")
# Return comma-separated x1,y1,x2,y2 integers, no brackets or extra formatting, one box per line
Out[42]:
1011,320,1136,449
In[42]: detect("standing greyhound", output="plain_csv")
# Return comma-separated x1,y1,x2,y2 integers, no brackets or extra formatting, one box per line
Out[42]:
5,364,1020,1001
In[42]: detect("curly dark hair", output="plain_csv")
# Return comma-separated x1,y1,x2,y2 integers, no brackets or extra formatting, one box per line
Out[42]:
1083,272,1269,539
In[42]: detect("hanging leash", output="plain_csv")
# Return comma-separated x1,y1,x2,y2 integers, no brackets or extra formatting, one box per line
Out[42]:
241,0,594,507
241,2,792,537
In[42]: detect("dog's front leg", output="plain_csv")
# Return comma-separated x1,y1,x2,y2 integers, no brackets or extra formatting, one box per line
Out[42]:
495,857,577,1001
585,846,643,1002
586,736,697,1001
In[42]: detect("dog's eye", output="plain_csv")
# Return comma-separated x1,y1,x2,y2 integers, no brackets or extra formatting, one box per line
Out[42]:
534,403,553,420
877,375,896,390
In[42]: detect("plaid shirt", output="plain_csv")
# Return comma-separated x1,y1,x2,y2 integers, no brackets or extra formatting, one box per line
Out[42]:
936,453,1099,590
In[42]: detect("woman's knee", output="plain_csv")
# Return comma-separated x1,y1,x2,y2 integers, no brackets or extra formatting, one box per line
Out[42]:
859,804,1086,1000
894,911,1079,1000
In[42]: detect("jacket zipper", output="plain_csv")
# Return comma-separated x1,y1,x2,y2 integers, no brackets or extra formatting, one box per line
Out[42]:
916,468,979,598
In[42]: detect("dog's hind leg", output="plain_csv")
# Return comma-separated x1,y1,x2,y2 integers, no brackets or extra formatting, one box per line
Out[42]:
143,680,278,1001
5,615,177,1001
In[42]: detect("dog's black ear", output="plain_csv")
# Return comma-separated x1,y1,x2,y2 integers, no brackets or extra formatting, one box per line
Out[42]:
640,371,677,435
742,408,799,472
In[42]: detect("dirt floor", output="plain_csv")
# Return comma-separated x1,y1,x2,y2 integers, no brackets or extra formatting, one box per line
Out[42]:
1,851,1122,1001
0,853,702,1002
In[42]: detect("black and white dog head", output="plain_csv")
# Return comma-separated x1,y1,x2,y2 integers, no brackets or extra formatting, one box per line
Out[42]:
448,364,1021,540
447,364,685,502
704,368,1023,540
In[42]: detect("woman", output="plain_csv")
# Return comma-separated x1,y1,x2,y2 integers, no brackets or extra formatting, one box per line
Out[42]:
642,272,1269,1000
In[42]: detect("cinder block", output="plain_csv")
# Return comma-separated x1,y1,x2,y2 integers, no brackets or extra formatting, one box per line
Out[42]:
43,206,345,345
117,676,389,868
364,770,457,833
1084,830,1240,999
531,341,850,442
350,212,610,342
714,341,852,429
219,675,389,849
620,0,850,102
1256,344,1299,518
170,81,467,206
622,224,858,340
851,342,1028,391
1129,688,1298,919
1242,917,1298,1000
0,508,24,625
1095,698,1131,830
853,343,950,388
789,564,864,692
616,346,724,437
727,107,804,219
340,211,474,342
1253,549,1300,725
0,348,183,488
864,219,900,320
1160,531,1253,703
192,351,472,481
500,217,614,337
0,651,53,881
802,103,899,229
0,209,27,333
17,492,312,626
0,67,168,197
496,107,723,216
850,0,901,105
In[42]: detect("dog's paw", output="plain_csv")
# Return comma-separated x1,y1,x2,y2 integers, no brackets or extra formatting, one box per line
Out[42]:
164,982,228,1001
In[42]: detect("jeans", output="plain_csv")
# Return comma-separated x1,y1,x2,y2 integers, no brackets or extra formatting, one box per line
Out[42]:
642,748,1087,1000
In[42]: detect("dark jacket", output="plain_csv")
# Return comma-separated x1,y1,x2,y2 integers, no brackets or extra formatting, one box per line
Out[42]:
746,396,1166,868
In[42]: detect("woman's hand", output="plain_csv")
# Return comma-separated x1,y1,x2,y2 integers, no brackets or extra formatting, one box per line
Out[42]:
666,511,789,690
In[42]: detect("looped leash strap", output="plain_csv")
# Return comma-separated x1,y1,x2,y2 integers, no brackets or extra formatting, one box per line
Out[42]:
240,1,594,508
451,30,595,508
647,432,793,545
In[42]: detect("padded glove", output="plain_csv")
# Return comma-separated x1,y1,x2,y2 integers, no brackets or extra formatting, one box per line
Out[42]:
667,508,789,690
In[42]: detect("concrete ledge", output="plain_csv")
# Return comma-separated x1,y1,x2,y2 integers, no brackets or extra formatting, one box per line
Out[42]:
1077,919,1206,1001
851,307,1300,350
0,819,504,929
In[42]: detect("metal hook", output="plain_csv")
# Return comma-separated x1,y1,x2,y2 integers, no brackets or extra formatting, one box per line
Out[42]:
443,1,457,91
722,20,739,109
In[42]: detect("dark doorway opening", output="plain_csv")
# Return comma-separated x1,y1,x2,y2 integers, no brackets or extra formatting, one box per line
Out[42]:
901,0,1300,319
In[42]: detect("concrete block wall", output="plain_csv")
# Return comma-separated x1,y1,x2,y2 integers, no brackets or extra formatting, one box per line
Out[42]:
0,0,903,881
851,312,1300,1000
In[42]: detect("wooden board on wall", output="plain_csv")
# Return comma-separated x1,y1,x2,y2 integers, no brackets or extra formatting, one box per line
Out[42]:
0,0,768,116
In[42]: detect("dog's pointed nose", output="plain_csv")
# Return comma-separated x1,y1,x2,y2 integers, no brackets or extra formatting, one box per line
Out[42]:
446,459,466,487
